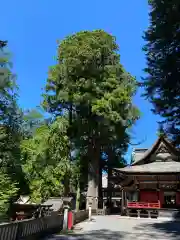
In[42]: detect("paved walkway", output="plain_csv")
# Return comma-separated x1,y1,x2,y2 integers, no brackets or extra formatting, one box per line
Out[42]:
45,216,180,240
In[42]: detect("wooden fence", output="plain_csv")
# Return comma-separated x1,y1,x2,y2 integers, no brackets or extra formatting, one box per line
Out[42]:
0,212,63,240
0,210,89,240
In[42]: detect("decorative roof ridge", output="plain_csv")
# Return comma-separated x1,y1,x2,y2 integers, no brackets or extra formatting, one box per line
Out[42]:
131,136,179,166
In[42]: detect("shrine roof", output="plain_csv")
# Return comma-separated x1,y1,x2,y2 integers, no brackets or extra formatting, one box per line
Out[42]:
131,136,179,166
114,161,180,174
43,197,63,211
132,148,148,165
114,136,180,175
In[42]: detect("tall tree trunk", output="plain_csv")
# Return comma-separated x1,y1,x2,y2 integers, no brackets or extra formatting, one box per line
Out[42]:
76,179,80,211
64,91,73,197
86,138,100,210
107,147,113,209
64,174,70,196
98,158,103,208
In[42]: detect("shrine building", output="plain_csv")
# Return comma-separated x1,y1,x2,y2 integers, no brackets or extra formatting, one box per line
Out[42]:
112,136,180,218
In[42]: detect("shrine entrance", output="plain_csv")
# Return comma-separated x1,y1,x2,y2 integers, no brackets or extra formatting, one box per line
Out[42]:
163,192,176,208
111,136,180,218
102,188,122,215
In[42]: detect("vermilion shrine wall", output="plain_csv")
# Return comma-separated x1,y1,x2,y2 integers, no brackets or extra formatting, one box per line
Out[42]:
140,191,159,203
139,191,180,207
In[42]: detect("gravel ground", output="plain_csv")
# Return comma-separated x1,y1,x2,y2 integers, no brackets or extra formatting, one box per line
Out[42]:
45,215,180,240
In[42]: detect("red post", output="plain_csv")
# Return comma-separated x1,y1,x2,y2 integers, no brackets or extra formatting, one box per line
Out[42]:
68,211,73,230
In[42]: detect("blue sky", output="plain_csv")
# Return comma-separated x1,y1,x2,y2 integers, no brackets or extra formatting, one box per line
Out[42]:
2,0,160,162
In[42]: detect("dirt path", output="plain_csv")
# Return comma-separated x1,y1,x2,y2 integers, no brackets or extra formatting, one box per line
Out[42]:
45,215,180,240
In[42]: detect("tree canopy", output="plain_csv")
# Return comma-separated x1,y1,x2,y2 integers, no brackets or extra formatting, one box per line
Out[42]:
0,31,140,216
143,0,180,145
44,30,140,208
0,41,21,218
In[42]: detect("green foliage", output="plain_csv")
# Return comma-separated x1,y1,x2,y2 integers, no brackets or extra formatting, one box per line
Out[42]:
0,41,23,216
21,116,71,202
0,32,140,213
44,30,140,207
0,42,18,123
0,171,18,218
44,30,139,123
44,30,139,145
71,150,88,189
143,0,180,145
21,107,48,139
156,123,166,137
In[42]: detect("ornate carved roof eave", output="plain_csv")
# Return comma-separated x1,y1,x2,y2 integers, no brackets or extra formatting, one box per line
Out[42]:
121,178,135,188
112,170,180,176
132,136,180,166
111,174,133,188
111,169,126,179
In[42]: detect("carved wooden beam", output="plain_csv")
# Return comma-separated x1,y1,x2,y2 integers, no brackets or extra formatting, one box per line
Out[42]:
157,175,160,191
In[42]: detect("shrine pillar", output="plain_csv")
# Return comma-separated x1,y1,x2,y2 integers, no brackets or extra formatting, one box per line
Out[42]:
121,189,127,215
176,192,180,206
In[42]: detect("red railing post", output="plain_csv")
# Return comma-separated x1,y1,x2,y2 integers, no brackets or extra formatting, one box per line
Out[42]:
127,201,160,209
68,211,73,230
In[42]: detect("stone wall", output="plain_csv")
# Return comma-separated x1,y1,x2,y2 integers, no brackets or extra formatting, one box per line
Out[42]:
73,210,88,225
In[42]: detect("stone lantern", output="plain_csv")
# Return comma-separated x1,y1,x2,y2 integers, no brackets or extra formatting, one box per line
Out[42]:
62,197,73,209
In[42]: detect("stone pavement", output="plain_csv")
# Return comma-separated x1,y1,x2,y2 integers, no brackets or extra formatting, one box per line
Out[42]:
45,215,180,240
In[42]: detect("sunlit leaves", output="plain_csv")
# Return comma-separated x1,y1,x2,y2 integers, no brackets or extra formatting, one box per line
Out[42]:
0,171,18,218
21,116,71,202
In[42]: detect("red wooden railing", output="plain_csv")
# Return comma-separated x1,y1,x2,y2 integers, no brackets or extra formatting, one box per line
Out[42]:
127,201,160,209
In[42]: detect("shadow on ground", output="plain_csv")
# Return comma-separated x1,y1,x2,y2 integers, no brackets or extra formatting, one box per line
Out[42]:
135,220,180,239
46,229,163,240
